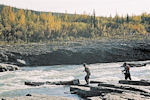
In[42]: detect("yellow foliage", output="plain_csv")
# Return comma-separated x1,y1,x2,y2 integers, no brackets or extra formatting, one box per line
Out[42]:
40,13,47,22
47,13,61,31
7,7,15,24
32,13,37,22
82,12,88,19
18,9,24,15
132,16,141,22
128,24,147,34
19,14,26,25
27,10,31,16
17,9,26,25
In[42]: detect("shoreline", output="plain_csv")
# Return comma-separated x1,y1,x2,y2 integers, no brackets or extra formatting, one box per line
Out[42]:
1,94,75,100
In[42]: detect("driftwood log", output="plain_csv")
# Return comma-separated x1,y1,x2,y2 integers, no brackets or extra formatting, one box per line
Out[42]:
25,79,80,86
90,80,104,84
121,62,147,67
119,80,150,86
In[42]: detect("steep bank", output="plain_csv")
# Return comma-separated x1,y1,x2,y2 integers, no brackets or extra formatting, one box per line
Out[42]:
0,39,150,66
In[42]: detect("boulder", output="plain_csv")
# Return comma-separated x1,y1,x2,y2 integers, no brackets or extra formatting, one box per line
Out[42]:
70,86,102,98
0,52,8,62
26,94,32,96
0,63,19,72
70,85,124,98
87,97,102,100
90,86,124,94
70,81,150,99
70,85,129,98
98,82,150,94
16,59,27,66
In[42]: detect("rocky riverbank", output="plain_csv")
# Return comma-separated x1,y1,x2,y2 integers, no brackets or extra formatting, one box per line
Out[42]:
2,94,74,100
70,80,150,100
0,39,150,66
0,63,19,72
9,79,150,100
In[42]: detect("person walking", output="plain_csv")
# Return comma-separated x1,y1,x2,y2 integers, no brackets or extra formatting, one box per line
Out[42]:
122,63,131,80
83,63,91,84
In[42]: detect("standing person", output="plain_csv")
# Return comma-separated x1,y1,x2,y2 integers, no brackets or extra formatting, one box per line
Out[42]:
122,63,131,80
83,63,91,84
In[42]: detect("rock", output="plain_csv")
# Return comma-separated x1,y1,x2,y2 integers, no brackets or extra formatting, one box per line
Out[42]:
26,94,32,96
98,82,150,93
25,79,80,86
87,97,102,100
70,81,150,99
6,53,16,62
0,52,8,62
17,59,26,66
70,86,102,98
0,68,7,72
70,85,125,98
0,63,19,72
119,80,150,86
90,86,124,94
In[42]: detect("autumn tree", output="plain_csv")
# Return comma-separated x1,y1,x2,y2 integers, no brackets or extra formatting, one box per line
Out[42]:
0,5,149,43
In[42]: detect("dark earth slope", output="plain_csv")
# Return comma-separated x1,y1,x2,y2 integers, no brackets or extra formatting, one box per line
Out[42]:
0,39,150,66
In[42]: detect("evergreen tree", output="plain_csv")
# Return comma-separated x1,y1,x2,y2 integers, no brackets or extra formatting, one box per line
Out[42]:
126,14,129,23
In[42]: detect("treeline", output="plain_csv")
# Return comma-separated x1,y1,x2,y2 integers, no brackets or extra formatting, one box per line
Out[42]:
0,5,150,43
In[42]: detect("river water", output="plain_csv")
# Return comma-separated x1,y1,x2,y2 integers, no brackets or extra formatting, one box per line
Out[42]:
0,61,150,99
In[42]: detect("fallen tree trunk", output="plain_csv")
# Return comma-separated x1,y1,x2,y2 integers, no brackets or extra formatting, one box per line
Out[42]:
119,80,150,86
25,79,80,86
121,62,147,67
90,80,104,84
24,82,45,86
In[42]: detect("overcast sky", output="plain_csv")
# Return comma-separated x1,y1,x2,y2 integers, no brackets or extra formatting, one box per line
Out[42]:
0,0,150,17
